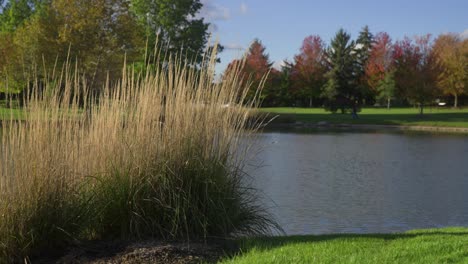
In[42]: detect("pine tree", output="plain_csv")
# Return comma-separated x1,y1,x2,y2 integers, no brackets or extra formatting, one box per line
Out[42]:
356,26,373,68
323,28,361,115
356,25,374,103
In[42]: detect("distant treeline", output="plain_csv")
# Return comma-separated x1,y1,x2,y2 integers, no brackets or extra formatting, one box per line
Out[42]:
0,0,217,96
225,27,468,113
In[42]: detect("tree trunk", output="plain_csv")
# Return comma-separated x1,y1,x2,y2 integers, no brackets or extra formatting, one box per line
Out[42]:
419,103,424,115
309,97,312,108
454,94,458,108
387,97,390,110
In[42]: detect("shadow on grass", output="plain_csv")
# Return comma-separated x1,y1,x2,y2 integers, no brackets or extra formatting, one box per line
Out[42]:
237,228,468,253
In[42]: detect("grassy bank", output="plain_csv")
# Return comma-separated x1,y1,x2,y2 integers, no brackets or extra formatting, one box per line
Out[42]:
222,227,468,264
260,107,468,128
0,106,23,120
0,51,275,262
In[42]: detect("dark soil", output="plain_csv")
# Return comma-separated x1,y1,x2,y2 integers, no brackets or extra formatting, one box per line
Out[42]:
35,239,237,264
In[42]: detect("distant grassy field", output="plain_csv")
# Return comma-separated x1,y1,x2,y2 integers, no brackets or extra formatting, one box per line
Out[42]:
3,106,468,128
0,106,24,120
222,227,468,264
259,107,468,128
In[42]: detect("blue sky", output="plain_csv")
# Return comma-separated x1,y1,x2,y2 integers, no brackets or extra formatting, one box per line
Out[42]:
198,0,468,74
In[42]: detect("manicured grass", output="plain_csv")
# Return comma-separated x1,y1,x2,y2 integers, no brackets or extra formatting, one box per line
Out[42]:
0,107,24,120
259,107,468,128
222,227,468,264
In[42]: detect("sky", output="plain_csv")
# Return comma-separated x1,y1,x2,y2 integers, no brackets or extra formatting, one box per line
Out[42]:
198,0,468,74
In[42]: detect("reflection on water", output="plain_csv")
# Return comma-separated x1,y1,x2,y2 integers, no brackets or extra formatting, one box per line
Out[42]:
248,129,468,235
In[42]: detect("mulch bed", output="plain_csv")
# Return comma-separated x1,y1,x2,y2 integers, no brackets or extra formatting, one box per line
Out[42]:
36,239,238,264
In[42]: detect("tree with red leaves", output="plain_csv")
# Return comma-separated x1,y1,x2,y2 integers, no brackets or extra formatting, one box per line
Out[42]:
393,35,439,115
290,35,327,107
224,39,278,105
365,32,395,108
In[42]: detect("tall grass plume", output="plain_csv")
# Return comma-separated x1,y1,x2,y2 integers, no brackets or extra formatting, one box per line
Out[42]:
0,47,277,262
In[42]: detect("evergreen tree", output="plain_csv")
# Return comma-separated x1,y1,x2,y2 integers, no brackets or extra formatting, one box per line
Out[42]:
355,25,374,104
323,28,361,115
356,25,373,68
278,61,294,106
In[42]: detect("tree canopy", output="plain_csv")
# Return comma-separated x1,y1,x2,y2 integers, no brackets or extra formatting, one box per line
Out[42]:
0,0,217,93
290,35,327,107
323,29,361,114
130,0,210,64
393,35,438,114
433,34,468,107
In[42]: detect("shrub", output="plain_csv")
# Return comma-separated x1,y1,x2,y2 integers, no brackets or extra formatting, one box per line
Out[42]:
0,49,277,262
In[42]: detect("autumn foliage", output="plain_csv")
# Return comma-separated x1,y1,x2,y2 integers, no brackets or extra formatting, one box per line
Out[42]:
365,32,393,92
290,35,327,106
225,27,467,110
224,39,280,105
433,34,468,107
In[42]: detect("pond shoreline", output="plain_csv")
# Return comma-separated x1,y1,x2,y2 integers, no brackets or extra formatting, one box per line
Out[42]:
266,121,468,134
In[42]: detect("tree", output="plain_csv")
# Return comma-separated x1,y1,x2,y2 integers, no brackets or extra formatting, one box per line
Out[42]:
130,0,210,65
0,31,19,96
365,32,395,108
376,71,396,109
276,60,294,106
323,29,361,115
393,35,438,115
223,39,275,105
243,39,275,104
10,0,143,90
355,25,373,74
433,34,467,107
355,25,374,102
0,0,36,32
0,0,49,95
290,35,327,107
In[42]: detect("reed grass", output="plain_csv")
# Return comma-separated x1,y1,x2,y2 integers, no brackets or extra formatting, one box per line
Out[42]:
0,48,276,262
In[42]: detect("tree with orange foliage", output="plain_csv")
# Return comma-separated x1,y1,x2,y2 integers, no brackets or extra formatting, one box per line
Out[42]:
433,34,467,107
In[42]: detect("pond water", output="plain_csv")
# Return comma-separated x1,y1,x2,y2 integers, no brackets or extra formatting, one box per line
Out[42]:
247,129,468,235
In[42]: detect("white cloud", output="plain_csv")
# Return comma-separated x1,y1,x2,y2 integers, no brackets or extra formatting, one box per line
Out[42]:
224,43,244,50
240,3,248,15
273,60,286,70
199,0,230,21
460,29,468,40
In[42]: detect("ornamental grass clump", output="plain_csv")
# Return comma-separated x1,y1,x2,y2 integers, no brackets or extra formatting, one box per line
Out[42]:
0,49,276,262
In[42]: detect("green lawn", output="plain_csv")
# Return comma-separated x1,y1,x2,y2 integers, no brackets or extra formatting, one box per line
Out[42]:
259,107,468,128
221,227,468,264
3,106,468,127
0,106,24,120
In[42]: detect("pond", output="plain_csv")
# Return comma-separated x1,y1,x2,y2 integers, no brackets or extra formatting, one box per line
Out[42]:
247,128,468,235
